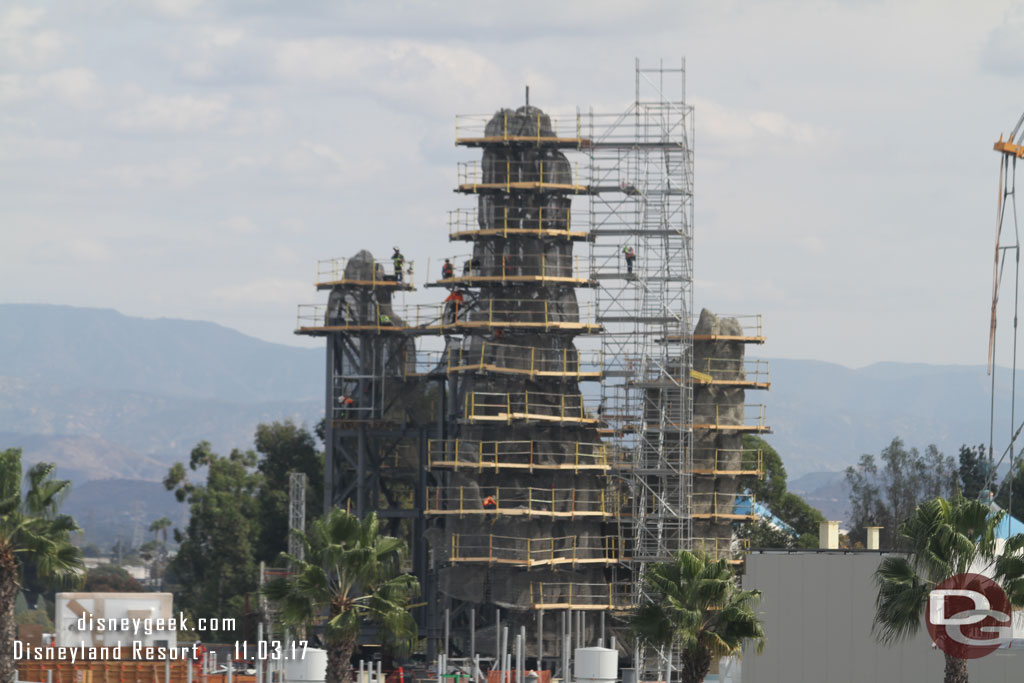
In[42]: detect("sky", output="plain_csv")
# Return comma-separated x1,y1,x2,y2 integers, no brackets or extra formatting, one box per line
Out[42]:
4,0,1024,369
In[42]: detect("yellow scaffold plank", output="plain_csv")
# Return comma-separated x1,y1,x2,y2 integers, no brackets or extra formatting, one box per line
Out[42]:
315,279,414,291
456,182,590,194
456,135,591,147
450,228,591,241
425,509,611,518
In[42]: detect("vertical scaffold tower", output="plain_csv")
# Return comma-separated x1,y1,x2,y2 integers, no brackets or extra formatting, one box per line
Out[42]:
426,103,623,667
294,254,437,647
586,60,694,681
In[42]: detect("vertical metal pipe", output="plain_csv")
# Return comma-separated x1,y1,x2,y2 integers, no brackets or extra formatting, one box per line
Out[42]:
444,607,450,661
561,610,569,679
166,659,172,683
517,634,524,683
474,654,481,683
496,609,502,672
537,610,544,673
610,636,616,652
323,337,334,515
256,623,263,683
600,612,605,648
564,610,571,683
502,626,509,683
187,655,193,683
470,607,476,680
360,660,365,683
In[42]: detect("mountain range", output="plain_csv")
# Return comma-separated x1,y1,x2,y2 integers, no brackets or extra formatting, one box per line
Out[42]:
1,303,1017,543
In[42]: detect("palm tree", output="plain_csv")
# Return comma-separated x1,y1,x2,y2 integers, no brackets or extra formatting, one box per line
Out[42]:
629,549,765,683
873,495,1024,683
263,509,419,683
0,448,84,683
147,517,172,587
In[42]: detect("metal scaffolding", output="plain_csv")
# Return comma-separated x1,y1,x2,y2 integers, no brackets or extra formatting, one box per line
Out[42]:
584,59,694,682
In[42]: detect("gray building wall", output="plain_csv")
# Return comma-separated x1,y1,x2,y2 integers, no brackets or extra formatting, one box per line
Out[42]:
740,550,1023,683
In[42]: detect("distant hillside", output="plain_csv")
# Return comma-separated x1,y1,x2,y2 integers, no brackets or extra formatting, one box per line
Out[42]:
0,303,321,402
760,358,1013,477
0,304,324,546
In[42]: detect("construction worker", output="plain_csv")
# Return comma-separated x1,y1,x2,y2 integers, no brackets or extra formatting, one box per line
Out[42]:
379,312,392,326
337,395,355,418
442,258,454,279
482,495,497,510
623,245,636,275
392,247,405,282
444,289,465,324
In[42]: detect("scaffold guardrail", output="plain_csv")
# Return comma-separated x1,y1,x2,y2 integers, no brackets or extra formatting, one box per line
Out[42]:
692,358,770,387
432,252,590,285
456,159,587,193
464,391,600,424
690,493,757,520
690,403,769,432
689,448,763,477
455,112,586,146
447,342,603,379
315,256,413,288
690,314,765,343
690,536,750,563
449,534,622,567
427,439,617,471
448,207,586,240
295,299,602,335
426,485,621,518
529,582,634,611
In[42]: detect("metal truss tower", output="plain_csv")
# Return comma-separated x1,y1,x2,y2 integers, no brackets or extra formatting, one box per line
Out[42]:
586,60,694,681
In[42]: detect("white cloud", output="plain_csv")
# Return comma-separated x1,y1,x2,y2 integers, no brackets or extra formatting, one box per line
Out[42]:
201,26,243,48
693,96,825,148
280,141,384,185
225,216,257,234
64,239,112,263
0,135,81,161
274,38,510,114
152,0,205,18
39,68,98,106
0,6,62,66
0,74,30,102
211,278,309,305
114,94,230,132
102,158,207,189
0,68,98,107
981,7,1024,77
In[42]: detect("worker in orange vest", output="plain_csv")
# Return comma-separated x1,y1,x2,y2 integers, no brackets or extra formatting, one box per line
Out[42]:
482,495,497,510
442,259,454,279
444,290,465,324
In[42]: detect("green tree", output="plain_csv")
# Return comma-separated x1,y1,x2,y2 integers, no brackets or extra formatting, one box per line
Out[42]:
957,444,990,500
164,442,262,640
873,496,1024,683
264,510,419,683
0,449,84,683
254,421,324,563
846,438,958,548
995,457,1024,513
629,549,765,683
740,436,825,547
84,564,144,592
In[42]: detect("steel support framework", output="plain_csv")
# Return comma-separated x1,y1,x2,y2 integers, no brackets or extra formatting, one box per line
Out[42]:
585,59,694,682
